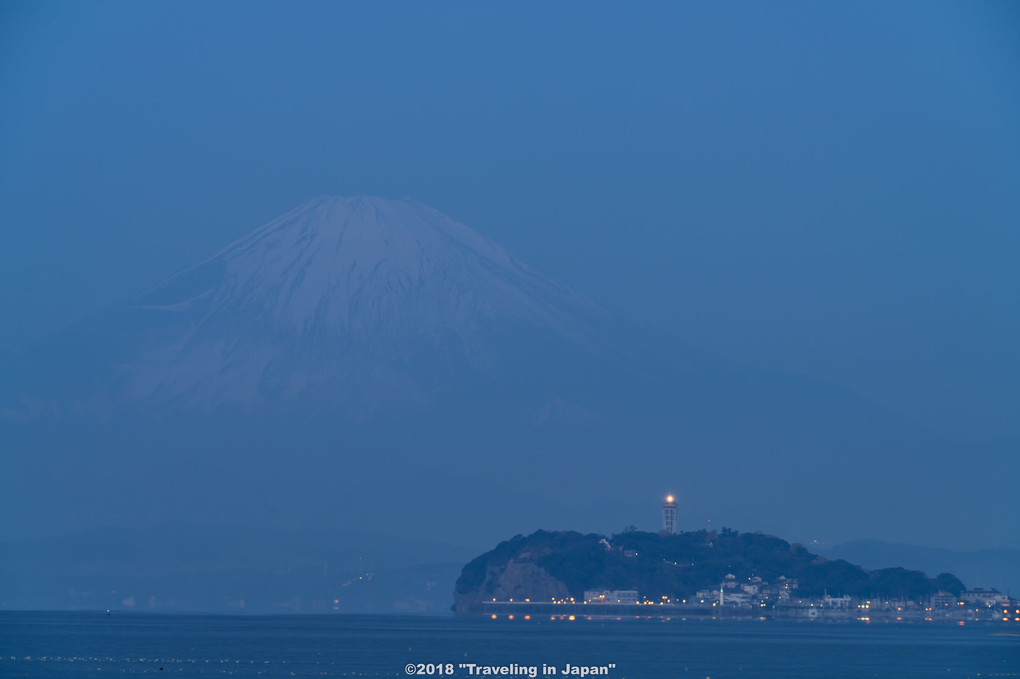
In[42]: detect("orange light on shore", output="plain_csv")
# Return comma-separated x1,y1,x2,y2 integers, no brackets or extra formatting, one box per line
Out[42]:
666,495,674,503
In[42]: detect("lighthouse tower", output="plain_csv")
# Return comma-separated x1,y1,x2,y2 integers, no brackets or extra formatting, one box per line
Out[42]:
661,494,678,534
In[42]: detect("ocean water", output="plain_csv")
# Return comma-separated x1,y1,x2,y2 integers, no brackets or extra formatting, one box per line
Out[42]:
1,612,1017,678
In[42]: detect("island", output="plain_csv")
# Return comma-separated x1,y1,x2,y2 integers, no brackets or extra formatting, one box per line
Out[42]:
454,529,1019,622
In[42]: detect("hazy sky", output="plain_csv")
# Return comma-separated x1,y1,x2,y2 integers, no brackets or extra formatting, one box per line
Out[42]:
2,0,1018,441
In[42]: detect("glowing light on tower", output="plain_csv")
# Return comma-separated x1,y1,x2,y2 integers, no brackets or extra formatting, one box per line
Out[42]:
661,494,678,534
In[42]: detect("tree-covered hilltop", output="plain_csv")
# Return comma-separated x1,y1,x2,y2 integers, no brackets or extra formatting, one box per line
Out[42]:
454,529,964,613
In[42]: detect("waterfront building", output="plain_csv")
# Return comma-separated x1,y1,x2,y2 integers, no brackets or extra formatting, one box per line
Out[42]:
584,590,639,605
962,588,1010,607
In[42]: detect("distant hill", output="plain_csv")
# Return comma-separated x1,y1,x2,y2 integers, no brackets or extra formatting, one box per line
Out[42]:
823,539,1020,598
454,529,964,614
0,525,470,613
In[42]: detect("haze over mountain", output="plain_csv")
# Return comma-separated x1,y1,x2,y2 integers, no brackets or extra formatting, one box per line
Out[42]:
1,197,1016,553
0,524,469,613
822,540,1020,598
5,195,613,418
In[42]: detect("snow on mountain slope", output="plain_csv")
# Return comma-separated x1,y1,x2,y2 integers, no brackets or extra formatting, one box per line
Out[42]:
12,196,618,417
136,195,604,339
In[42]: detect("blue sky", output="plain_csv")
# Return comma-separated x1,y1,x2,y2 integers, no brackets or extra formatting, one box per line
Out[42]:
2,0,1018,440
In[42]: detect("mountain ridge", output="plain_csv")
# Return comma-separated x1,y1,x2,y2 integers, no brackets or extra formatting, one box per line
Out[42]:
0,523,470,613
822,539,1020,597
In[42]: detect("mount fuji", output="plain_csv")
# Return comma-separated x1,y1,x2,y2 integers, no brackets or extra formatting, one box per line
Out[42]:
1,196,1014,549
5,196,676,425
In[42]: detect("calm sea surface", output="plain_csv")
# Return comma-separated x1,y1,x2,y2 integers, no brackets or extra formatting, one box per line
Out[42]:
1,612,1017,678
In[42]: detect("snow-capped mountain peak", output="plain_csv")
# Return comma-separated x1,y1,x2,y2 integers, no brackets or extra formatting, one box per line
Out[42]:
137,195,601,340
46,196,613,414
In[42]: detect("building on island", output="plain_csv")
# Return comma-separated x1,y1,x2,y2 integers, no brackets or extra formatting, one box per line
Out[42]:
584,590,639,605
661,494,678,534
962,588,1010,607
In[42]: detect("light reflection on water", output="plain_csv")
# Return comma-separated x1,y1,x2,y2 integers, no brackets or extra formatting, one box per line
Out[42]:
1,611,1017,678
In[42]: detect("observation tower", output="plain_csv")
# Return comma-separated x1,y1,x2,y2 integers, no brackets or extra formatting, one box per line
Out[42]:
661,494,678,534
